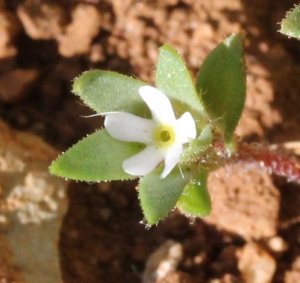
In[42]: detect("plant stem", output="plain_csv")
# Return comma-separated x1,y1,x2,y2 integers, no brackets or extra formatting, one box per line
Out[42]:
234,142,300,184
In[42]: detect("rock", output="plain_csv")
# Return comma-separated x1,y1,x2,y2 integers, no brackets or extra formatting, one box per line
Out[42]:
143,240,183,283
238,243,276,283
0,9,20,69
157,271,195,283
285,271,300,283
0,119,68,283
204,166,280,239
58,4,101,57
267,236,288,253
17,0,67,40
0,69,38,103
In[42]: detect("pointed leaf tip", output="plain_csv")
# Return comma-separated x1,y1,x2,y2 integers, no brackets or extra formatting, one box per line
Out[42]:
50,129,142,182
196,33,246,147
139,167,192,225
72,70,149,117
156,45,207,121
279,5,300,39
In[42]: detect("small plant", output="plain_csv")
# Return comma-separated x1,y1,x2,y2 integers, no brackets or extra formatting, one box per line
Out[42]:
279,5,300,39
50,30,300,225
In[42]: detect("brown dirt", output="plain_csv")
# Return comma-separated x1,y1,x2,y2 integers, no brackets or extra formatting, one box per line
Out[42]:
1,0,300,282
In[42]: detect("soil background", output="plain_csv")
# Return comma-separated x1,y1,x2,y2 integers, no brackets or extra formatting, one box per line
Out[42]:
1,0,300,282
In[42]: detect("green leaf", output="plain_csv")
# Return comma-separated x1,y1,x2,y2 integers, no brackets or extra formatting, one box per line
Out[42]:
50,129,142,181
177,170,211,217
73,70,150,117
279,5,300,39
156,45,208,121
138,167,192,225
196,33,246,146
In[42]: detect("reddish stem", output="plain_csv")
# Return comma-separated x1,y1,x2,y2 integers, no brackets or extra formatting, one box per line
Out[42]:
234,142,300,184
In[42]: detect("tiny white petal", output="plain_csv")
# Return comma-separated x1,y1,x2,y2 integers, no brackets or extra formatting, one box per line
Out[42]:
104,86,197,178
122,145,165,176
160,143,183,179
139,86,175,124
175,112,197,143
104,112,156,143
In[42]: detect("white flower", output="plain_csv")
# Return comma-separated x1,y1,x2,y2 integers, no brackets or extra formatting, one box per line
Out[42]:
104,86,196,178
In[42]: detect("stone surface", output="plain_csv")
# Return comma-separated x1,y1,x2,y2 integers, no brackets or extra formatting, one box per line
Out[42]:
238,243,276,283
267,236,288,253
0,119,68,283
17,0,66,40
143,240,183,283
157,271,195,283
58,4,101,57
0,8,20,72
284,271,300,283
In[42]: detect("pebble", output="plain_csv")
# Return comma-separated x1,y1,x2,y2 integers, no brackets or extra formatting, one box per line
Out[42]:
267,236,288,253
238,243,276,283
58,4,101,57
143,240,183,283
0,119,68,283
0,10,20,69
17,0,66,40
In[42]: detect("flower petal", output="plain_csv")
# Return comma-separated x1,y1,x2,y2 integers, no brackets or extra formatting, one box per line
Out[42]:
122,145,165,176
175,112,197,143
139,86,175,124
104,112,156,143
160,143,183,178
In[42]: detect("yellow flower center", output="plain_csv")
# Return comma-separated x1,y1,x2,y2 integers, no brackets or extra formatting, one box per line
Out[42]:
153,124,176,147
160,130,171,142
